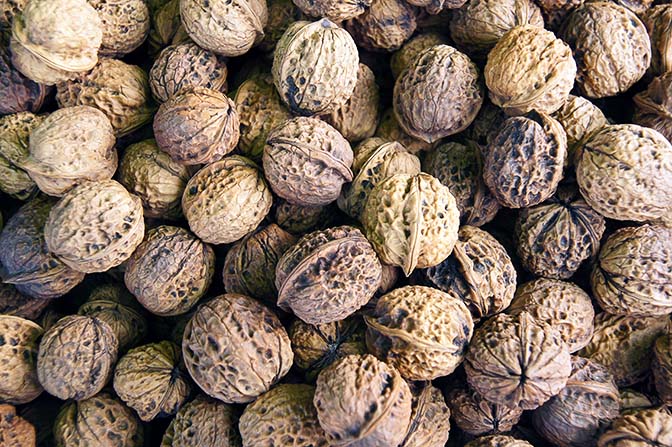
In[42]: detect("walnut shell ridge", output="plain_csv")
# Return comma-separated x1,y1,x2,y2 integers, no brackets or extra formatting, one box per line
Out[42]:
161,395,241,447
597,408,672,447
448,387,523,436
344,0,417,52
0,316,43,404
89,0,149,57
0,112,42,200
399,383,450,447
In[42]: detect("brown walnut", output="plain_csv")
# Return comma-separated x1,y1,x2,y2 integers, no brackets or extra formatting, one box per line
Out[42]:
390,32,447,79
161,395,241,447
375,108,433,154
78,295,147,352
0,45,49,115
148,0,190,56
274,199,338,236
597,409,672,447
258,0,303,52
643,5,672,77
552,95,607,165
634,72,672,143
653,334,672,405
0,112,42,200
0,315,43,404
448,387,523,436
0,283,51,320
400,383,451,447
344,0,417,52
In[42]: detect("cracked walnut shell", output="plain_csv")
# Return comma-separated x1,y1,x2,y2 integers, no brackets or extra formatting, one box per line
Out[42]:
653,334,672,405
89,0,149,57
0,316,43,404
161,395,241,447
344,0,417,52
0,112,42,200
634,72,672,143
598,408,672,447
448,387,523,436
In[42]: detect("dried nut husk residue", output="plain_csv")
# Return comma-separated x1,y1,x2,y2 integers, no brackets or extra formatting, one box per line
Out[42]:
634,72,672,143
0,404,36,447
399,383,451,447
161,395,241,447
0,112,43,200
597,408,672,447
0,45,49,115
0,316,43,404
89,0,149,57
447,387,523,436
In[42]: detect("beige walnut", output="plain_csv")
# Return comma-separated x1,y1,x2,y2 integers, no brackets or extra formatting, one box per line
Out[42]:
448,388,523,436
0,316,43,404
89,0,149,56
161,395,241,447
376,108,434,154
148,0,190,56
292,0,370,21
552,95,607,165
466,435,534,447
0,404,36,447
78,295,147,353
390,33,447,79
400,383,451,447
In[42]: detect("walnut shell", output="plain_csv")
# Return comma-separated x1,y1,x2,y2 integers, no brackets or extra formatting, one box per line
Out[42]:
182,156,272,245
148,0,190,56
619,390,654,414
314,354,413,447
88,282,138,307
643,5,672,77
448,387,523,436
263,117,354,207
560,2,651,98
154,86,240,165
78,298,147,352
0,316,43,404
394,45,483,143
258,0,303,52
274,199,338,235
0,404,36,447
598,409,672,447
551,95,607,165
576,124,672,225
37,315,118,400
0,0,27,29
239,384,329,447
0,45,49,115
399,383,450,447
390,32,447,79
653,335,672,405
273,19,359,116
0,112,43,200
161,395,241,447
344,0,417,52
465,312,572,410
375,107,433,154
182,293,293,403
634,72,672,143
461,102,508,148
292,0,369,21
276,225,382,324
484,111,567,208
44,179,145,273
466,435,534,447
89,0,149,56
0,283,51,320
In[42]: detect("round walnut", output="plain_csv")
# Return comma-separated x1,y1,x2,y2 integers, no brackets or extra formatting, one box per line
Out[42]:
0,283,51,320
484,111,567,208
273,19,359,116
634,72,672,143
376,108,433,154
37,315,118,400
485,25,575,115
576,124,672,225
89,0,149,57
466,435,534,447
643,5,672,77
364,173,461,276
44,180,145,273
293,0,369,21
182,294,293,403
0,316,43,404
78,295,148,352
161,395,241,447
274,199,337,235
182,156,272,245
390,32,447,79
344,0,417,52
653,335,672,405
0,112,43,200
113,341,191,421
394,45,483,144
465,312,572,410
598,409,672,447
21,106,117,196
400,383,451,447
592,225,672,317
258,0,303,52
154,86,240,165
560,2,651,98
276,225,382,324
552,95,608,165
148,0,190,56
263,117,353,207
239,384,328,447
533,357,620,447
0,45,49,115
150,43,228,103
0,197,84,299
448,387,523,436
0,404,36,447
223,224,297,306
53,393,143,447
314,354,413,447
421,226,517,321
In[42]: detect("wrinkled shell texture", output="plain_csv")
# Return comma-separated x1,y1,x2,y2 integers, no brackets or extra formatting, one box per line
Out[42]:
125,226,215,316
78,299,147,352
390,33,447,79
375,107,433,154
422,226,516,320
154,86,240,165
89,0,149,56
161,395,241,447
400,384,450,447
484,111,567,208
263,117,354,207
0,404,36,447
363,173,461,276
44,180,145,273
448,387,523,436
560,2,651,98
182,156,272,244
0,197,85,299
273,20,359,116
394,45,483,144
0,46,49,115
258,0,303,52
276,226,382,324
239,384,328,447
314,354,413,447
552,95,608,162
592,225,672,317
37,315,118,400
653,335,672,404
0,283,51,320
0,112,42,200
148,0,189,55
465,312,572,410
462,102,508,147
597,409,672,447
576,124,672,225
0,316,43,404
53,393,143,447
634,71,672,143
466,435,534,447
23,105,117,196
274,199,337,235
182,294,293,403
345,0,417,52
643,5,672,77
113,341,191,421
293,0,369,21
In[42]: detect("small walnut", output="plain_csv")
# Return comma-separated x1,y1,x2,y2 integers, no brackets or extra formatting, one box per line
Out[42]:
0,404,36,447
148,0,189,56
560,2,651,98
390,32,447,78
263,117,353,207
376,108,433,154
344,0,417,52
161,395,241,447
466,435,534,447
37,315,118,400
44,180,145,273
551,95,607,165
258,0,303,52
400,383,451,447
448,387,523,436
653,335,672,405
643,5,672,77
0,45,49,115
273,19,359,116
314,354,413,447
88,0,149,56
0,316,43,404
182,294,293,403
634,72,672,143
182,156,272,245
394,45,483,143
598,409,672,447
0,112,43,200
78,296,147,352
0,283,51,320
154,86,240,165
274,199,338,235
292,0,370,21
484,111,567,208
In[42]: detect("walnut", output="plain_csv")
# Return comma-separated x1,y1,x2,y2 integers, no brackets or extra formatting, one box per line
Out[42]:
148,0,189,56
276,225,382,324
223,224,297,306
274,199,338,235
466,435,534,447
182,156,272,245
400,383,450,447
292,0,370,21
0,112,43,200
182,293,293,403
258,0,303,52
461,102,508,148
21,106,117,196
0,316,43,404
0,283,51,320
634,72,672,142
161,395,241,447
394,45,483,143
653,335,672,405
0,197,85,299
390,32,447,79
619,390,654,413
560,2,651,98
37,315,118,400
448,387,523,436
0,46,49,115
53,393,143,447
314,354,413,447
643,5,672,77
551,95,607,165
579,313,670,386
0,404,36,447
90,0,148,56
44,180,145,273
598,408,672,447
344,0,417,52
150,43,228,103
484,111,567,208
273,19,359,116
78,295,147,352
154,86,240,165
239,384,329,447
465,312,572,410
375,108,433,154
592,225,672,317
576,124,672,225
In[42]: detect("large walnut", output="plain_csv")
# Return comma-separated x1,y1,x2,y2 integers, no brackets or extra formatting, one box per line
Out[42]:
78,293,147,352
634,72,672,143
292,0,369,21
0,283,51,320
466,435,534,447
89,0,149,56
0,112,42,200
653,334,672,405
161,395,241,447
448,387,523,436
400,383,451,447
390,32,447,78
598,409,672,447
0,45,49,115
344,0,417,52
0,404,36,447
643,5,672,77
552,95,608,165
0,316,43,404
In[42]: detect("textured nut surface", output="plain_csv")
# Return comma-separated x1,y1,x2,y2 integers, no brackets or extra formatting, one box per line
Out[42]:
258,0,303,52
466,435,534,447
0,46,49,115
78,298,147,352
399,383,450,447
390,32,447,78
375,108,433,154
653,335,672,405
293,0,369,21
148,0,189,55
552,95,607,164
634,72,672,143
597,409,672,447
344,0,417,52
448,387,523,436
161,395,241,447
0,0,27,29
182,293,293,403
0,112,42,200
0,283,51,320
0,316,43,404
643,5,672,77
274,199,337,235
89,0,149,56
0,404,36,447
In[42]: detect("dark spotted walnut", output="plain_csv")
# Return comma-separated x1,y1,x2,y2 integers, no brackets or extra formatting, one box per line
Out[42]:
400,383,451,447
88,0,149,56
344,0,417,52
552,95,607,165
0,112,43,200
653,335,672,405
161,395,241,447
390,33,447,79
0,316,43,404
0,404,36,447
78,293,147,352
0,46,49,115
447,387,523,436
597,408,672,447
465,435,534,447
292,0,369,21
634,72,672,143
643,5,672,77
0,283,51,320
274,199,338,236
